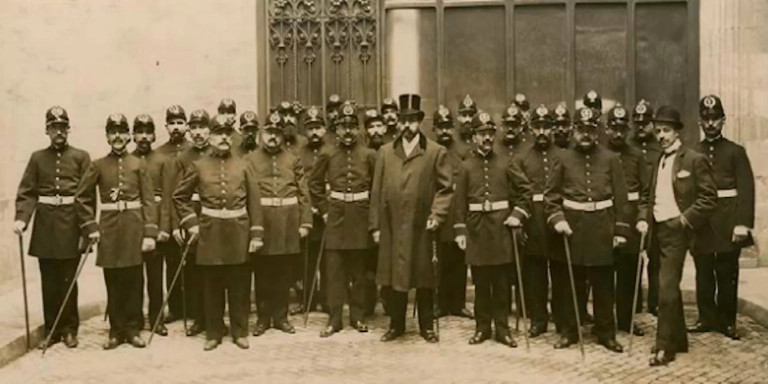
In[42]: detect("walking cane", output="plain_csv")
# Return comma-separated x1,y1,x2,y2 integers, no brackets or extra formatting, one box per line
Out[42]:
148,239,193,346
303,232,326,327
432,234,440,339
180,253,188,334
42,240,95,357
17,235,31,351
562,235,585,360
302,237,310,312
628,231,647,354
512,229,529,351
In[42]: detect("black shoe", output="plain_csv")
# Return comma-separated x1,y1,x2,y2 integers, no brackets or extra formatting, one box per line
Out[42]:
496,334,517,348
128,335,146,348
468,331,491,345
233,337,250,349
651,345,659,354
154,324,169,337
252,321,269,337
528,325,547,338
63,333,78,348
38,335,61,350
452,308,474,319
289,304,305,316
186,322,204,337
275,321,296,334
421,330,439,343
632,324,645,337
103,337,122,350
203,339,221,351
649,350,676,367
687,321,717,333
380,329,404,342
554,335,577,349
599,338,623,353
721,325,740,340
353,320,369,333
320,325,341,338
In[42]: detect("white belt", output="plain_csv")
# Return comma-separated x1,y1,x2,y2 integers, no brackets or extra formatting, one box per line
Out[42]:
201,206,247,219
717,189,737,198
469,200,509,212
154,195,162,203
627,192,640,202
563,199,613,212
329,191,370,202
532,194,544,202
191,193,201,202
38,195,75,206
101,200,142,212
260,196,299,207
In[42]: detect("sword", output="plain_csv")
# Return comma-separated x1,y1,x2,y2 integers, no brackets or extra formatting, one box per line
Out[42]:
303,232,326,327
148,239,193,346
432,234,440,339
563,235,585,360
42,240,94,357
17,235,30,351
628,231,647,354
512,229,529,351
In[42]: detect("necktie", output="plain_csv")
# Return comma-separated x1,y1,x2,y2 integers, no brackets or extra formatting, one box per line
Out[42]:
661,150,676,169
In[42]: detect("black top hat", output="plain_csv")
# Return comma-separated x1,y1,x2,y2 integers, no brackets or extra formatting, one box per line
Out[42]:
398,94,424,119
653,105,684,129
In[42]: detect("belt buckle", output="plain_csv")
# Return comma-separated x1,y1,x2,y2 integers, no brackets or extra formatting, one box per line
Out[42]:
117,201,127,212
483,200,492,212
585,202,596,212
272,197,281,207
54,195,63,206
344,193,354,202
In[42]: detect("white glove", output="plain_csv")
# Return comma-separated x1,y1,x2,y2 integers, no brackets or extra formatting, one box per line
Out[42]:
12,220,26,236
613,236,627,248
635,220,649,235
299,227,310,238
372,230,381,244
249,238,264,253
503,216,522,228
455,235,467,251
172,229,185,245
187,226,200,243
88,231,101,243
141,237,156,252
554,221,573,236
426,219,439,231
157,231,170,242
322,214,328,223
732,225,750,243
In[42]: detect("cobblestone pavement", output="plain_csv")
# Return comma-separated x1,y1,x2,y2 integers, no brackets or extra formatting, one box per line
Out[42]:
2,305,768,384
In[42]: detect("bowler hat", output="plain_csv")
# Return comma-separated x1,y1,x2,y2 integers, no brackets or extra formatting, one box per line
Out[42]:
653,106,684,129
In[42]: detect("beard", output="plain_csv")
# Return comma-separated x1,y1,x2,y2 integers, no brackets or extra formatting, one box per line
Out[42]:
368,134,384,149
534,135,551,150
436,133,453,146
576,138,596,152
458,123,472,140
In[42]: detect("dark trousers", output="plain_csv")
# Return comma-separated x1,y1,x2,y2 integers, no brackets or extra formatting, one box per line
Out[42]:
104,265,144,340
363,246,379,314
38,257,81,337
162,240,183,318
203,264,250,341
472,264,511,336
555,263,616,341
302,238,325,309
187,253,206,325
653,220,689,353
692,250,740,328
325,249,366,328
615,251,644,331
438,241,467,314
142,251,164,328
389,289,434,333
254,254,294,325
647,237,661,313
523,254,551,330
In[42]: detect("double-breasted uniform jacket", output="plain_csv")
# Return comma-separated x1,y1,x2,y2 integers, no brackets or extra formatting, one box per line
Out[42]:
606,142,650,253
453,148,533,266
369,132,454,291
173,150,264,265
15,144,91,259
247,147,312,256
309,141,377,250
646,146,718,238
692,137,754,253
163,145,210,234
628,135,662,182
152,139,191,234
438,138,470,243
494,134,532,160
513,145,565,258
298,140,331,243
544,145,630,266
75,151,158,268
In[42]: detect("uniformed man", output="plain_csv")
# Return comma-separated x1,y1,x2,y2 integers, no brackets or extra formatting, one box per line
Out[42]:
309,102,376,337
232,111,259,158
163,109,212,337
512,93,533,142
604,104,649,337
545,107,629,353
552,103,573,149
248,111,312,336
583,90,608,147
456,94,478,146
277,101,309,153
370,93,454,343
514,104,566,338
157,105,192,325
432,105,473,319
381,97,399,143
295,105,332,314
75,113,157,350
645,105,717,366
495,103,532,159
14,106,91,349
688,95,755,340
173,114,264,351
628,100,662,316
131,114,169,336
453,111,532,347
326,94,343,128
218,98,242,150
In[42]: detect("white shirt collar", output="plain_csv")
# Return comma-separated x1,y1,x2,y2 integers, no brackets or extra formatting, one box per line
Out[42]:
664,139,682,155
402,133,420,157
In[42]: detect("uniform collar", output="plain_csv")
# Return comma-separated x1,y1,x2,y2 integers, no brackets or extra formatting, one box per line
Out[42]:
133,147,153,156
476,147,495,158
49,143,69,152
211,148,232,158
705,135,723,143
110,149,128,158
